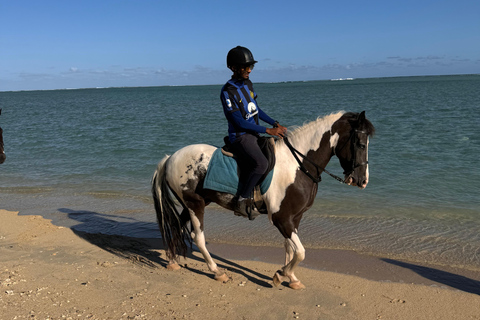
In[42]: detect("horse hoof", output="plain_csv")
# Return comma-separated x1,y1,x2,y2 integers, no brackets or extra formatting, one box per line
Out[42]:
273,271,284,287
215,273,230,283
166,262,181,271
289,281,306,290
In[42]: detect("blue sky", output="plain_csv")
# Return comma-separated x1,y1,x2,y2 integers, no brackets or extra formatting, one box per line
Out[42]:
1,0,479,91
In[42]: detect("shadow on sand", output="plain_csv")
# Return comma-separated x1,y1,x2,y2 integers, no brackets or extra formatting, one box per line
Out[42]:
382,258,480,295
58,208,273,288
58,208,480,294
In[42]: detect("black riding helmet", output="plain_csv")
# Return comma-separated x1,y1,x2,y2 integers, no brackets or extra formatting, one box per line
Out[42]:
226,46,257,68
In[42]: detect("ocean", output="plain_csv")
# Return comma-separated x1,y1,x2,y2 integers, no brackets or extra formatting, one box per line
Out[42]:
1,75,479,270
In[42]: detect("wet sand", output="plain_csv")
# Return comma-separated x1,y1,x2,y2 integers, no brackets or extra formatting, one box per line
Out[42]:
1,209,479,320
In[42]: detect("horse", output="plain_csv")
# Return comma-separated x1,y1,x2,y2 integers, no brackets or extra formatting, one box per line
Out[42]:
0,109,5,164
151,111,375,289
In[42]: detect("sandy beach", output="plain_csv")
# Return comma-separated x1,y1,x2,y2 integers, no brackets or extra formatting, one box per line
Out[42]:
1,209,479,320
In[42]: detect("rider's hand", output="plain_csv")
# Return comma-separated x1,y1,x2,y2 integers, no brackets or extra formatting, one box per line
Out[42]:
266,125,287,138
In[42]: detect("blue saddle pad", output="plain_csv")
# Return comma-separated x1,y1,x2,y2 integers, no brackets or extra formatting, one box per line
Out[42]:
203,148,273,195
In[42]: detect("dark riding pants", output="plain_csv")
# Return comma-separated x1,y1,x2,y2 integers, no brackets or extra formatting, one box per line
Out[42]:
231,133,268,198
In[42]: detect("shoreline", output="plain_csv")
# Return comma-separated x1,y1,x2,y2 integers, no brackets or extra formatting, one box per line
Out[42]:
3,187,480,273
4,206,480,290
2,209,480,320
204,242,480,294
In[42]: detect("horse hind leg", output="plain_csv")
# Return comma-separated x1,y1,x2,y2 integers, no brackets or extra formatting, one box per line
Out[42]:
187,204,229,282
273,231,306,290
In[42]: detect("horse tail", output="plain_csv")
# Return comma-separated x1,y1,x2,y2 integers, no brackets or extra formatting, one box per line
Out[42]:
151,155,192,261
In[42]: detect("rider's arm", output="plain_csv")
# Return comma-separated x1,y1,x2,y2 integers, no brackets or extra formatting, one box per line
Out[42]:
257,107,276,126
226,109,267,133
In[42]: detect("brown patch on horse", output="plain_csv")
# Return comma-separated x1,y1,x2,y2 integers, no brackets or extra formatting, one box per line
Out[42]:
272,131,332,238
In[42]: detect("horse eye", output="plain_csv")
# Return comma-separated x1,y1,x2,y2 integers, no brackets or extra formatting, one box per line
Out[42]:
358,144,366,150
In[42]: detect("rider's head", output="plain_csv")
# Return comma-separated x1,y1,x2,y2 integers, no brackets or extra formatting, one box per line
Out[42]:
227,46,257,80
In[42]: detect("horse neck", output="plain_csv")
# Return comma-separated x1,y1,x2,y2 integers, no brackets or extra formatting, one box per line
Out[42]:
285,112,344,167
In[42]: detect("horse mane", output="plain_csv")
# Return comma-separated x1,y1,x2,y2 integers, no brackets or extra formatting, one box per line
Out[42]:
288,111,345,137
281,111,345,153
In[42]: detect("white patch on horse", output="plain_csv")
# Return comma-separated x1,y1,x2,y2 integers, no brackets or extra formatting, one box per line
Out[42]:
190,213,201,240
283,231,305,282
166,144,216,200
329,132,339,149
190,213,222,274
264,112,345,215
288,231,305,259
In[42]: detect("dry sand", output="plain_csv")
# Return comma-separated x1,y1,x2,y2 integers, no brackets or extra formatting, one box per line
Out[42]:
1,209,479,320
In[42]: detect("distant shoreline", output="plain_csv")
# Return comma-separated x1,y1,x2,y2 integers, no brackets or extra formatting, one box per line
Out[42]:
1,73,478,93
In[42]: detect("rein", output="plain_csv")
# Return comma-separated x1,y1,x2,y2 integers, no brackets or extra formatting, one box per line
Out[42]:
283,136,346,184
283,128,369,184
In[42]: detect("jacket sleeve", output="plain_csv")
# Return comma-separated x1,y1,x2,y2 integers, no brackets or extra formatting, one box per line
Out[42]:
258,107,276,126
227,109,267,134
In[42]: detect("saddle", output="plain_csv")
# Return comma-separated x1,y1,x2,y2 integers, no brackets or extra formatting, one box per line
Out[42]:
221,136,276,214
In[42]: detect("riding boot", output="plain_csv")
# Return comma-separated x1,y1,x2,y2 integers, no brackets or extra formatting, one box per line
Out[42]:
233,196,259,220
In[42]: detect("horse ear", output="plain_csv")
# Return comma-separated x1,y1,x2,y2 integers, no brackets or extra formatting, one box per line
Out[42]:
349,111,366,128
358,111,365,122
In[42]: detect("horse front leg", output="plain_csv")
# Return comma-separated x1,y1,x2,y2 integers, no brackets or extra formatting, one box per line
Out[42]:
189,208,230,282
273,231,306,290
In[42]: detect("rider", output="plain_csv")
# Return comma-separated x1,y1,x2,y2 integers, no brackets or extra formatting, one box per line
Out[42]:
220,46,287,220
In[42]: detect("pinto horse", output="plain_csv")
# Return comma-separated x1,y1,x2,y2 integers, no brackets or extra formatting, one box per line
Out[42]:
0,109,5,164
152,111,375,289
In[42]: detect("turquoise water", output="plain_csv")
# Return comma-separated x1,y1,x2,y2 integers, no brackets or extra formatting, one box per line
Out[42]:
1,75,479,269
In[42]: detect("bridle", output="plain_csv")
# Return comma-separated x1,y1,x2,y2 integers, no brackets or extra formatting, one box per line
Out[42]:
334,129,369,177
283,128,368,184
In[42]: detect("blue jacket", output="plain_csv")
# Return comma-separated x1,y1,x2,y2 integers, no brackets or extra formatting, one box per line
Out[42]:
220,77,276,143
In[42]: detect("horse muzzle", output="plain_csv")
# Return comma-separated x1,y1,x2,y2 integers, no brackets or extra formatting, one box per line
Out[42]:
344,175,368,189
0,153,5,164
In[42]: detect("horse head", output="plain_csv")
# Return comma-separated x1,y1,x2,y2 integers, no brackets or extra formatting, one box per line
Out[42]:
332,111,375,189
0,109,5,164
